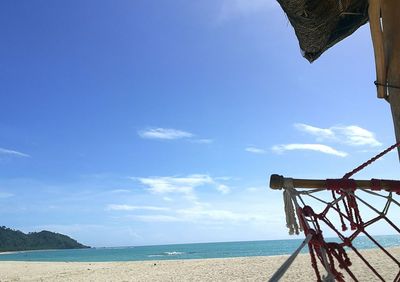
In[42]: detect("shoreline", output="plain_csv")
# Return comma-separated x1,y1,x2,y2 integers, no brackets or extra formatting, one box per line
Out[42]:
0,247,91,256
0,248,399,281
0,244,398,262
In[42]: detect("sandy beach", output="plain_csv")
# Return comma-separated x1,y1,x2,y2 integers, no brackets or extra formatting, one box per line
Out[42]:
0,248,399,281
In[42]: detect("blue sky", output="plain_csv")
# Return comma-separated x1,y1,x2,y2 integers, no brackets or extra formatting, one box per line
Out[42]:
0,0,399,247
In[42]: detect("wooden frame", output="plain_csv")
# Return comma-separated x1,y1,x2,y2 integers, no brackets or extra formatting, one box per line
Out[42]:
369,0,400,157
269,174,400,191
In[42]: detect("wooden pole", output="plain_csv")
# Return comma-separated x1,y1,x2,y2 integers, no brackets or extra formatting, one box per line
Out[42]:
269,174,400,191
381,0,400,159
369,0,400,158
369,0,387,99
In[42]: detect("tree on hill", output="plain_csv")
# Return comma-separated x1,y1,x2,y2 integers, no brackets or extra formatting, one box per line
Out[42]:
0,226,89,252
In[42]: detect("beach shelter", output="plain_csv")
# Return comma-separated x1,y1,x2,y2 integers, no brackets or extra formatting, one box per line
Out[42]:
269,1,400,280
277,0,400,156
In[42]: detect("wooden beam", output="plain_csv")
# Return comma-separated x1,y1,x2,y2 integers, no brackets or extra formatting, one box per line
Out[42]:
369,0,400,158
269,174,400,191
381,0,400,158
369,0,387,99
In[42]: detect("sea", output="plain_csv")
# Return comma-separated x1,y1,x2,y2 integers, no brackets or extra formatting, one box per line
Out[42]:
0,235,399,262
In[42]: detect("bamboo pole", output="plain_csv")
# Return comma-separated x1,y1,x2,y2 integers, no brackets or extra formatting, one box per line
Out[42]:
369,0,387,99
269,174,400,191
369,0,400,159
381,0,400,160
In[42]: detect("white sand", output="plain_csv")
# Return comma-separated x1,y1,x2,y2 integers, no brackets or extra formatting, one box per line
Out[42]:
0,248,399,281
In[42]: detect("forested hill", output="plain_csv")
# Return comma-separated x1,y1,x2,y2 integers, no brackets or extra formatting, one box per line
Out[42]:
0,226,90,252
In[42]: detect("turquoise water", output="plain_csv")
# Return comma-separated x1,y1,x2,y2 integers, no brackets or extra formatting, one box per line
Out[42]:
1,235,399,262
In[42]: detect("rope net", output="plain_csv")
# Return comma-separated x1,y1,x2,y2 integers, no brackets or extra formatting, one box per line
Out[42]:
273,142,400,281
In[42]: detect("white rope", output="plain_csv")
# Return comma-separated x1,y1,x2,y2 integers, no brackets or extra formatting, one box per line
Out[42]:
268,234,312,282
283,178,302,235
281,179,334,280
320,248,335,282
274,176,400,280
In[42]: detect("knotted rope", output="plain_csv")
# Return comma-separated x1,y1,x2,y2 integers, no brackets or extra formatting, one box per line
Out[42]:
282,178,302,235
270,141,400,281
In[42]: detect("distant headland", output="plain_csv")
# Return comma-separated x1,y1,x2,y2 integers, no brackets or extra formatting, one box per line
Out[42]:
0,226,90,252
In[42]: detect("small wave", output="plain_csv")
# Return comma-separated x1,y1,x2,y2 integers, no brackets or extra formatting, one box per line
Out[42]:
147,254,164,258
147,251,185,258
164,251,184,256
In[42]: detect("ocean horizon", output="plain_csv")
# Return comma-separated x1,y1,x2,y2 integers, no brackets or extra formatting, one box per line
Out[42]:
1,234,399,262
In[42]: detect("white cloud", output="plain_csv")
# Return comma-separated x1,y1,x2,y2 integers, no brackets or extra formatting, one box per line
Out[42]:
135,174,229,196
333,126,382,147
138,128,212,145
294,123,381,147
245,147,266,154
0,148,30,158
0,192,14,198
137,175,213,195
178,207,237,221
294,123,334,140
128,205,268,224
214,176,236,181
138,128,193,140
176,204,268,223
216,184,231,194
106,204,170,212
272,144,348,157
191,139,213,144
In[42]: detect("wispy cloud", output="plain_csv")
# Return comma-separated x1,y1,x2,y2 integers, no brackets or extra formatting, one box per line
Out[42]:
272,144,348,157
0,148,30,158
138,128,193,140
245,147,266,154
191,139,213,144
333,126,382,147
214,176,233,181
294,124,335,140
294,123,382,147
125,204,268,224
137,175,212,195
135,174,230,196
138,127,212,144
106,204,170,211
216,184,231,194
176,205,267,223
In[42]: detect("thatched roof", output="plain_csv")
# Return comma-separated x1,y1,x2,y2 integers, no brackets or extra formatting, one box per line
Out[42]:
277,0,369,62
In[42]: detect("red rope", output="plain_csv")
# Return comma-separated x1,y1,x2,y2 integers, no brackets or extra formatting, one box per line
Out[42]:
301,141,400,280
343,141,400,179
